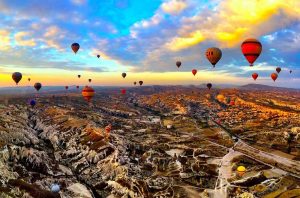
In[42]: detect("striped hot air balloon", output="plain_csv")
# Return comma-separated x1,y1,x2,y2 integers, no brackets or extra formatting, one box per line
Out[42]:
82,86,95,102
241,38,262,66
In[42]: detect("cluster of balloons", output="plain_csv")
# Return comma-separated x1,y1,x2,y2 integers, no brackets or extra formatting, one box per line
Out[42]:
177,38,293,88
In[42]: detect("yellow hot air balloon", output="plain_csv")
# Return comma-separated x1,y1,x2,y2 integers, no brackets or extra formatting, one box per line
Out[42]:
206,47,222,67
237,166,246,176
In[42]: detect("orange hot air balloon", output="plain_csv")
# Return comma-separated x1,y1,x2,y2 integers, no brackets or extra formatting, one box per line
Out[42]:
271,73,278,82
237,166,246,176
207,83,212,90
192,69,197,76
65,86,68,90
276,67,281,73
71,43,80,54
176,61,181,68
206,47,222,67
241,38,262,66
121,89,126,94
122,73,127,78
252,73,258,80
34,82,42,91
12,72,22,85
82,86,95,102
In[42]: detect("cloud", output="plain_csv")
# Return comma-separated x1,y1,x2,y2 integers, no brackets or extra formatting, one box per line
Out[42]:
161,0,188,15
70,0,86,5
14,31,36,46
0,30,11,51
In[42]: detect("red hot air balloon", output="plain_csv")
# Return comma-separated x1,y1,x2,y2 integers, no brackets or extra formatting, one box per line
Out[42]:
206,47,222,67
252,73,258,80
65,86,68,90
271,73,278,82
121,89,126,94
241,38,262,66
139,81,143,86
192,69,197,76
276,67,281,74
207,83,212,90
82,86,95,102
122,73,127,78
176,61,181,68
71,43,80,54
12,72,22,85
34,82,42,91
88,79,92,83
78,75,81,78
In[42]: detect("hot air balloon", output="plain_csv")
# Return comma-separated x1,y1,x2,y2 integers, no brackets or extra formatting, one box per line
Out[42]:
207,83,212,90
71,43,80,54
97,54,100,58
271,73,278,82
121,89,126,94
176,61,181,68
252,73,258,80
88,79,92,83
241,38,262,66
206,47,222,67
28,78,31,82
276,67,281,74
192,69,197,76
34,82,42,91
237,166,246,177
122,73,127,78
65,86,68,90
230,100,235,106
12,72,22,85
50,184,60,193
134,81,137,85
139,81,143,86
290,70,292,74
78,75,81,78
82,86,95,102
76,85,79,89
30,99,36,107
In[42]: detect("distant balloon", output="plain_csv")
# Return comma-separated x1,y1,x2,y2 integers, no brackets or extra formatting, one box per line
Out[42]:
241,38,262,66
176,61,181,68
276,67,281,74
252,73,258,80
207,83,212,90
139,81,143,86
97,54,100,58
230,100,235,106
206,47,222,67
78,74,81,78
65,86,68,90
82,86,95,102
88,79,92,83
121,89,126,95
12,72,22,85
76,85,79,89
134,81,137,85
50,184,60,193
71,43,80,54
122,73,127,78
237,166,246,176
192,69,197,76
105,124,112,135
271,73,278,82
34,82,42,91
28,78,31,82
290,70,292,74
29,99,36,107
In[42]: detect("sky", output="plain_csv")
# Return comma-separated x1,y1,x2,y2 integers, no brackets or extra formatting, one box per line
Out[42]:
0,0,299,88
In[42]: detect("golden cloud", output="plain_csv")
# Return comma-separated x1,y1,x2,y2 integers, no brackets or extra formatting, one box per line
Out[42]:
14,31,36,47
0,30,11,51
161,0,188,15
